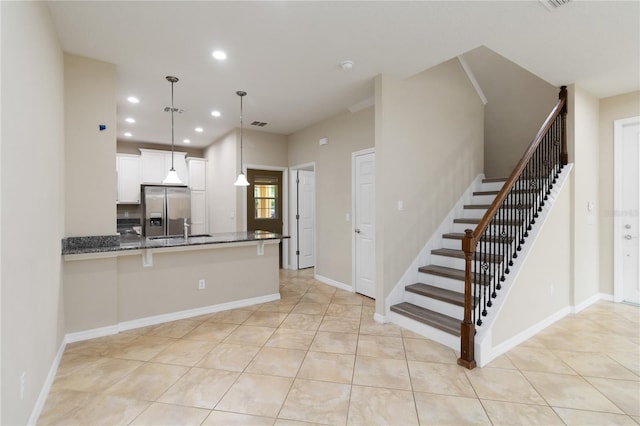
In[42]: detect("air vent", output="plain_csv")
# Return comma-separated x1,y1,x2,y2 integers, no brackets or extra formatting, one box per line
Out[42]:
163,107,184,113
251,121,268,127
540,0,571,11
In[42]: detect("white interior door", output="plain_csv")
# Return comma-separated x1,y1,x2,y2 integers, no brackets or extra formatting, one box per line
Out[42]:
354,151,375,299
617,119,640,304
297,170,315,269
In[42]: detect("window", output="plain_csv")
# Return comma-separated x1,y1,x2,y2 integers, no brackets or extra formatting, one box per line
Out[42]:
254,177,278,219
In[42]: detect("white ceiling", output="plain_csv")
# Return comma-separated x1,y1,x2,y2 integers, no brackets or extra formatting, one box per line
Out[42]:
48,1,640,149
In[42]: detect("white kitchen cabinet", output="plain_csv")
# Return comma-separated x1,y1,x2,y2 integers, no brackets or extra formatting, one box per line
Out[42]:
187,158,207,191
190,190,207,235
116,154,141,203
140,148,187,184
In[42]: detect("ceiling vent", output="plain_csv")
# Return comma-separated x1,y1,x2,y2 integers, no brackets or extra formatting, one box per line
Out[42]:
163,106,184,113
540,0,571,11
251,121,268,127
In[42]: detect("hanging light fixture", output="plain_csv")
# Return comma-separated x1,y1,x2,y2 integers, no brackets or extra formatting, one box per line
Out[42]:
234,90,250,186
162,75,183,185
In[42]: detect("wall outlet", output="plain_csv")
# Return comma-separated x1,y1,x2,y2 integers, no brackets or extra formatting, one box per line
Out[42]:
198,279,206,290
20,371,26,400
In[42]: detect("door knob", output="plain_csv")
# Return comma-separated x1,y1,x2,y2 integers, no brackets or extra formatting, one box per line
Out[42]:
625,224,631,229
624,234,632,240
355,229,361,234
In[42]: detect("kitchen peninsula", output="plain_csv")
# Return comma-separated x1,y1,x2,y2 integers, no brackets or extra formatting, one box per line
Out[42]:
62,231,284,340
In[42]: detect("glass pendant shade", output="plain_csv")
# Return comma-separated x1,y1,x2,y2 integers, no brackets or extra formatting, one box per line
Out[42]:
162,169,182,185
234,172,250,186
163,75,183,185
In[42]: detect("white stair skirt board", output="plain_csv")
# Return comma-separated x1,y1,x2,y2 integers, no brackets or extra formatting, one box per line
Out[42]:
314,273,353,292
64,292,281,343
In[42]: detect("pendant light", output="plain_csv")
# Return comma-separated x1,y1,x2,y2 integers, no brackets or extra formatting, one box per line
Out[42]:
162,75,183,185
234,90,250,186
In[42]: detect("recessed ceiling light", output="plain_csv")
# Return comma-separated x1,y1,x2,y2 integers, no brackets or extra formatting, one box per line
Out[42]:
124,132,132,137
212,50,227,60
195,127,204,133
211,110,221,117
127,96,139,104
125,117,135,123
183,139,191,144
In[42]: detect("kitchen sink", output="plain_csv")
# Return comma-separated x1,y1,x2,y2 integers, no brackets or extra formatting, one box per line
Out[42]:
147,234,212,240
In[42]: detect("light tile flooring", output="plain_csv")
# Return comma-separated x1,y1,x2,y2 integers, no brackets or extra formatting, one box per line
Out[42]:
39,269,639,425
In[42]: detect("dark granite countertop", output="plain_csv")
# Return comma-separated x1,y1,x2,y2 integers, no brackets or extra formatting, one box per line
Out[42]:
62,231,287,255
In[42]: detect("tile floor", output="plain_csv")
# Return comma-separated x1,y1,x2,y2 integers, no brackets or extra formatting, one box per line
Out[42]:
39,269,639,425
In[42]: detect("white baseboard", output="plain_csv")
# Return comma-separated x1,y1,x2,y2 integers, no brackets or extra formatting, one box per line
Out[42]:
65,325,120,344
28,340,66,425
65,293,281,343
483,305,571,366
572,292,613,314
118,293,280,332
373,313,387,324
315,274,353,292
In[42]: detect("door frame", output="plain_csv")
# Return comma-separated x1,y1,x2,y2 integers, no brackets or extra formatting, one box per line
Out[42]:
613,115,640,302
243,164,289,270
288,162,316,270
351,148,375,296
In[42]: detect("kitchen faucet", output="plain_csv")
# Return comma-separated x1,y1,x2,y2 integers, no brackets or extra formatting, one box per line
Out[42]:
183,218,190,239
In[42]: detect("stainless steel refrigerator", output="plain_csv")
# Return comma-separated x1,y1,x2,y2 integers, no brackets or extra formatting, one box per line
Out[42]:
141,185,191,237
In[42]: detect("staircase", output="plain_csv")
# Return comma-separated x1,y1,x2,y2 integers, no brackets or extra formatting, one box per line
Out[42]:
390,177,508,339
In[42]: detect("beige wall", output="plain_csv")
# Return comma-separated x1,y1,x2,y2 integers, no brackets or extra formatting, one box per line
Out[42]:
288,107,375,284
568,85,601,305
464,46,558,178
375,59,484,313
63,244,279,331
1,2,65,424
598,91,640,295
64,54,117,236
492,171,572,344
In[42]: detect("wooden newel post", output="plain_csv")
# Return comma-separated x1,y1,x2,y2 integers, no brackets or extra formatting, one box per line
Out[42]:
559,85,568,166
457,229,477,369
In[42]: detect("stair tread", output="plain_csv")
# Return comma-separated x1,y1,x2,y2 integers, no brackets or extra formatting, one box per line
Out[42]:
482,177,508,183
453,218,522,226
390,302,461,336
442,232,515,244
406,283,475,307
464,204,532,210
473,189,538,196
418,264,492,284
431,248,503,263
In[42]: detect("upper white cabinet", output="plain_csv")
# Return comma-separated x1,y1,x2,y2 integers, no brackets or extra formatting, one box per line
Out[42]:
116,154,141,203
187,157,207,191
140,148,187,185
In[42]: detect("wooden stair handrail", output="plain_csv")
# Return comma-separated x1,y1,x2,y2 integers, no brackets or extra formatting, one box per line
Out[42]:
458,86,567,370
468,86,567,247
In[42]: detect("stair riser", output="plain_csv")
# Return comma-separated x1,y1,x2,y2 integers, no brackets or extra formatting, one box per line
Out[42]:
405,291,464,320
430,255,505,272
417,273,465,293
461,209,488,219
471,194,498,204
387,311,460,350
480,181,505,191
442,238,463,250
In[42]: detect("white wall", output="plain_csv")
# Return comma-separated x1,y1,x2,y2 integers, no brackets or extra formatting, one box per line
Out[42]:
375,58,484,313
205,131,238,233
64,54,117,236
597,91,640,295
288,107,375,284
463,46,558,178
0,2,65,424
